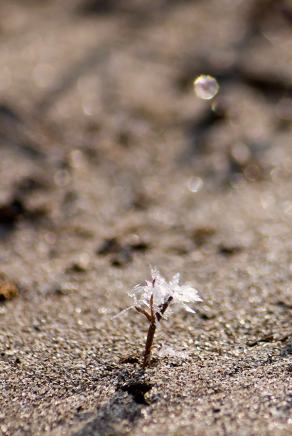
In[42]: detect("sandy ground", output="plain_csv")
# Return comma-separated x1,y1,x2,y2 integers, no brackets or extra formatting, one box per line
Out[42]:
0,0,291,435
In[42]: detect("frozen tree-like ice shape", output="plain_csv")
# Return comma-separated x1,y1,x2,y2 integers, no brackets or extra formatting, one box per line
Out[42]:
129,266,202,317
123,267,202,368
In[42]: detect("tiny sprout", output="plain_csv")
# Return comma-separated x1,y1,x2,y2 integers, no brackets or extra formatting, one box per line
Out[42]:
193,74,219,100
121,267,202,368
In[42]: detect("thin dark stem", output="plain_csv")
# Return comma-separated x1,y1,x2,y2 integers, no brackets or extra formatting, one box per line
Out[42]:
142,322,156,368
142,296,173,368
150,294,154,321
135,306,152,322
156,296,173,321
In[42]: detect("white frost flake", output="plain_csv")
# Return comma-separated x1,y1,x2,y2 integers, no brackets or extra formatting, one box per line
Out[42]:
129,267,202,315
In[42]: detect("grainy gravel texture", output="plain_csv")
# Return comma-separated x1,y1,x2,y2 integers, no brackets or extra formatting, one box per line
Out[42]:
0,1,292,435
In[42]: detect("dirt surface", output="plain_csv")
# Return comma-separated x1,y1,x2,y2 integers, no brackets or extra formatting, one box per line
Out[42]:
0,1,292,435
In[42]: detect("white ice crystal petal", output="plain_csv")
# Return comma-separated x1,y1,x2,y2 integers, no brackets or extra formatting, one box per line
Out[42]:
182,303,196,314
151,266,167,286
172,283,202,304
112,305,135,319
128,267,202,316
158,345,189,359
150,265,160,280
129,283,144,297
170,272,180,286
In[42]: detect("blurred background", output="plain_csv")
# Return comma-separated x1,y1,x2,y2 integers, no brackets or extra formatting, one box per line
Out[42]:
1,0,292,289
0,0,292,290
1,0,292,290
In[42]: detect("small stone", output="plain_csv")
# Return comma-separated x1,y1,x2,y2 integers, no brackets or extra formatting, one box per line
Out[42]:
97,238,120,255
192,226,216,246
0,273,19,302
218,244,242,256
68,253,90,272
111,248,132,267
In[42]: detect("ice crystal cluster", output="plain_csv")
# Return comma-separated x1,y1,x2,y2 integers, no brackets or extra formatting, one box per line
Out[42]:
129,267,202,318
117,267,202,367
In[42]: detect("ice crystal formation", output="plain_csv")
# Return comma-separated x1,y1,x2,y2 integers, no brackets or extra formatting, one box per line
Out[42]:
128,267,202,367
